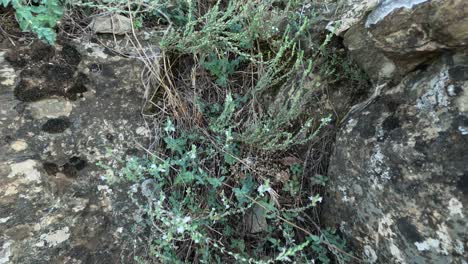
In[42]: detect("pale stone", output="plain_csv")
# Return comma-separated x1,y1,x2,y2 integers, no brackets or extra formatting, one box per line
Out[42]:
91,14,132,35
10,140,28,152
0,52,16,86
39,227,70,247
244,204,268,233
8,160,41,183
28,99,73,119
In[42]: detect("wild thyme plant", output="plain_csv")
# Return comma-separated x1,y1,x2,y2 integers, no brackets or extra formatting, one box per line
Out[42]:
107,117,349,263
101,1,350,262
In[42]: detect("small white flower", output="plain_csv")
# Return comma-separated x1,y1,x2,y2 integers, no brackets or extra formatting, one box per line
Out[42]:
257,183,271,196
177,226,185,234
130,184,138,193
308,195,323,204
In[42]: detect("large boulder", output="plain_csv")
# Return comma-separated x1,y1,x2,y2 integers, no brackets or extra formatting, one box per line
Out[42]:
0,41,148,263
324,52,468,263
323,0,468,263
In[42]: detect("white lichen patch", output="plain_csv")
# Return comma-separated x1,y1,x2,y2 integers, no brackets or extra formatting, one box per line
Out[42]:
389,241,405,263
365,0,429,27
97,185,112,193
8,160,41,183
458,126,468,135
378,213,395,238
0,217,11,224
346,118,358,134
4,183,19,196
0,52,16,86
327,0,380,35
0,241,12,264
28,99,74,119
338,186,354,203
436,223,454,255
10,140,28,152
369,145,391,181
363,245,378,263
416,70,450,110
415,238,440,251
447,85,458,97
454,240,465,255
416,223,459,255
448,198,464,218
38,227,70,247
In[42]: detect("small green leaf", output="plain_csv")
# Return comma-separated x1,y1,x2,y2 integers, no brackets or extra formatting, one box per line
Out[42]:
1,0,11,7
175,170,195,185
207,176,225,188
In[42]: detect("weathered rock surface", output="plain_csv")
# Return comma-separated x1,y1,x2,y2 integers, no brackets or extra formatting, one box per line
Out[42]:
325,53,468,263
324,0,468,263
0,41,146,263
334,0,468,81
91,14,133,35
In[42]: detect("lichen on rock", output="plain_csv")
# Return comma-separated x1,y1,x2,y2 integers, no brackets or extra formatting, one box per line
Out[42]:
0,41,148,263
322,0,468,262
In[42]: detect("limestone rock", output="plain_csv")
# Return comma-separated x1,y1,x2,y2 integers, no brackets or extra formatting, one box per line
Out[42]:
0,42,146,263
327,0,380,35
244,204,268,233
323,52,468,263
91,14,133,35
334,0,468,81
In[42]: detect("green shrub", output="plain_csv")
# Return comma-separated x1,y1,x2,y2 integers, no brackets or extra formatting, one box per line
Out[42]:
98,2,352,261
104,117,351,263
159,0,334,151
1,0,63,44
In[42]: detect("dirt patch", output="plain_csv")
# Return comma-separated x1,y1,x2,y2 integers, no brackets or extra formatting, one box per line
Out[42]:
66,73,89,100
30,41,56,62
7,41,88,102
5,41,55,67
13,59,88,102
41,117,71,133
67,156,87,171
43,162,60,176
43,156,87,178
62,43,82,66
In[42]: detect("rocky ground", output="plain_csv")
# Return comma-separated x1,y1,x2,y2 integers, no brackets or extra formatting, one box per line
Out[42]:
0,0,467,263
0,39,147,263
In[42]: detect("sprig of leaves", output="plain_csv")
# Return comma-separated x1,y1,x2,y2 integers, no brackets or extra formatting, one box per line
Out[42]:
1,0,63,44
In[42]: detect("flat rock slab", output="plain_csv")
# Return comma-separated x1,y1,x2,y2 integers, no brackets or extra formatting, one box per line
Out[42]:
91,14,133,35
0,41,147,263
